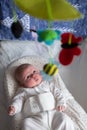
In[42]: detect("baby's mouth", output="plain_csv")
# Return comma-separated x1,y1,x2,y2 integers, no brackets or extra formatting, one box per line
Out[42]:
36,79,39,81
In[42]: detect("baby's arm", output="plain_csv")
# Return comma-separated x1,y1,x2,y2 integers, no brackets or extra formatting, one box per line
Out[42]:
55,89,66,111
49,81,66,112
8,88,26,116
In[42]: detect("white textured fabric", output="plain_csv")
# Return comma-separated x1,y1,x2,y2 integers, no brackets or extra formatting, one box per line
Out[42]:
0,41,49,64
23,92,55,115
21,111,74,130
4,56,87,130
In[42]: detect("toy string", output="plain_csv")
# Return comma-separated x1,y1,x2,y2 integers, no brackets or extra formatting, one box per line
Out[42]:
48,21,53,29
68,33,72,45
13,9,17,22
45,0,53,63
45,0,53,20
12,0,17,22
48,47,53,64
35,18,39,30
68,22,74,45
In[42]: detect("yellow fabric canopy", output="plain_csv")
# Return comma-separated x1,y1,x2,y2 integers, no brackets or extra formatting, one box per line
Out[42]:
14,0,83,21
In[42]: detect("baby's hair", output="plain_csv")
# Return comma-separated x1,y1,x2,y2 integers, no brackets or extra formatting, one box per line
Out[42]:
15,63,31,83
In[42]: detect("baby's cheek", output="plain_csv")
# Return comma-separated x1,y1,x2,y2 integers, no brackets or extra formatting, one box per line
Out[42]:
38,75,42,81
27,80,36,87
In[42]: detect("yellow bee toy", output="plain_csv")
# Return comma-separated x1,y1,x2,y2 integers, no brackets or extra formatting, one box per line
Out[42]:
43,63,58,76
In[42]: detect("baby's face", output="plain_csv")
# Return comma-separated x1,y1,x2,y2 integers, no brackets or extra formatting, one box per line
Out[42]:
20,65,42,88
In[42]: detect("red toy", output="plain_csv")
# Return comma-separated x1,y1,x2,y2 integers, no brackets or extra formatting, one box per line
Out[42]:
59,33,83,65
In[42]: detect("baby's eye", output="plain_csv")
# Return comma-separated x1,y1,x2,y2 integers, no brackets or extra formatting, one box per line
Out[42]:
33,70,36,74
26,75,30,79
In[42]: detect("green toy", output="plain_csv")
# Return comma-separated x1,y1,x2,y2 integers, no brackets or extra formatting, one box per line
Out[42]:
37,29,61,45
14,0,83,21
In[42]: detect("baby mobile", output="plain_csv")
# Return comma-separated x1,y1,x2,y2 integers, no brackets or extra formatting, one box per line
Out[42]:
13,0,83,78
10,1,23,38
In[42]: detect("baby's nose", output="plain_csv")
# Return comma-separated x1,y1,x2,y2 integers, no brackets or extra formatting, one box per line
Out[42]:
32,74,37,79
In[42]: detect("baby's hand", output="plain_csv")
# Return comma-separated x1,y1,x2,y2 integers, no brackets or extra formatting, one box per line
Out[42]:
57,105,66,112
8,106,15,115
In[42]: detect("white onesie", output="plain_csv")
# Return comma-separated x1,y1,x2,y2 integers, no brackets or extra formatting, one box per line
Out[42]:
11,80,74,130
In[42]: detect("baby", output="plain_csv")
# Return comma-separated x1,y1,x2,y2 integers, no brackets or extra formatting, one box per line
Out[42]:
8,63,74,130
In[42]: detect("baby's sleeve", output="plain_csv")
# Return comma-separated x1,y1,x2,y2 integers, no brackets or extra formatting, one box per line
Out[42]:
49,81,67,107
11,88,26,114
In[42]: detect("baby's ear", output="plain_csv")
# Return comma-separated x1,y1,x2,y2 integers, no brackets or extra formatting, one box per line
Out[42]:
16,80,23,86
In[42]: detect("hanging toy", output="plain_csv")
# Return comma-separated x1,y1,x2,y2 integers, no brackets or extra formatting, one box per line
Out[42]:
59,33,83,65
43,63,58,76
41,59,60,81
11,2,23,38
37,30,61,45
42,41,59,77
11,20,23,38
30,29,61,45
14,0,83,21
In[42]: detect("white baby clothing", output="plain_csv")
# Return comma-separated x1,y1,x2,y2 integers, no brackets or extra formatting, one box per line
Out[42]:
10,80,74,130
21,111,74,130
